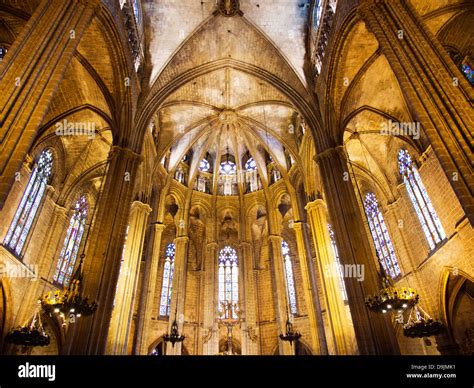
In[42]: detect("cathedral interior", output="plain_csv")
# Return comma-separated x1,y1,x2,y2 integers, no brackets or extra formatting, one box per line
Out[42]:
0,0,473,356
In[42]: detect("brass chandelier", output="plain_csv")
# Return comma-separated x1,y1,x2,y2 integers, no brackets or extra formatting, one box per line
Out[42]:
279,317,302,346
163,319,185,347
5,310,50,348
365,275,419,314
403,305,444,338
40,254,97,318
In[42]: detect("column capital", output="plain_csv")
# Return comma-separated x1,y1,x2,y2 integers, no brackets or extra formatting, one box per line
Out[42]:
52,202,68,215
151,222,167,232
175,236,189,244
45,184,57,200
305,198,326,212
268,234,283,244
108,145,143,162
239,241,252,248
130,200,152,214
313,145,345,164
206,241,218,248
290,220,302,230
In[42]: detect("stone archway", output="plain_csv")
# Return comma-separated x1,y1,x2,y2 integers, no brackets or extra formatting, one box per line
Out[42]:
0,279,13,352
441,271,474,355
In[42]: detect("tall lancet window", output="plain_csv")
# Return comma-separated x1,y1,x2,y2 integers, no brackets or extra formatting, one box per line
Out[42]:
218,246,239,318
53,195,89,286
398,149,446,250
281,241,297,315
245,157,259,193
363,193,400,279
327,224,348,302
159,243,176,317
4,149,53,256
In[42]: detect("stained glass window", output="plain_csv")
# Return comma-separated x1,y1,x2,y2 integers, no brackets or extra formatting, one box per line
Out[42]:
461,63,474,85
199,159,210,172
327,224,348,301
270,167,281,183
4,149,53,257
313,0,323,29
53,195,89,286
131,0,140,23
281,241,297,315
175,168,185,184
398,149,446,250
363,193,401,279
159,243,176,316
219,160,236,175
245,158,256,171
0,46,7,61
218,246,239,318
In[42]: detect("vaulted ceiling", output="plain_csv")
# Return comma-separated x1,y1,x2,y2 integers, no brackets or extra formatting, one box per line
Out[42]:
144,0,311,86
144,0,312,198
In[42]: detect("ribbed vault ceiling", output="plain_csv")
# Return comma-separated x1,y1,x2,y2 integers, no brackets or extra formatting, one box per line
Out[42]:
148,3,308,197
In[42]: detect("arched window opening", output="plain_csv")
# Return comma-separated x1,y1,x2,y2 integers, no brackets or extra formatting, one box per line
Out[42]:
4,149,53,257
244,158,260,193
218,160,237,196
0,46,7,61
199,159,210,172
281,241,297,315
53,195,89,286
159,243,176,317
313,0,323,29
398,149,445,250
363,193,401,279
245,158,256,171
150,340,165,355
218,246,239,318
446,48,474,85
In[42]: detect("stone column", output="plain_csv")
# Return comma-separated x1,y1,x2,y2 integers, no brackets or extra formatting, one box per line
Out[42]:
268,235,293,355
166,236,188,355
305,199,353,354
359,0,474,225
67,146,142,355
316,147,400,355
107,200,151,354
201,242,218,355
0,0,101,209
239,241,259,355
292,221,328,355
134,222,166,354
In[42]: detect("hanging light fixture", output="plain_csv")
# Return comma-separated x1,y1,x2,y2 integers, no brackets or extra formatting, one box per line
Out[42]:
163,319,185,347
365,274,418,314
279,273,302,348
164,265,185,348
40,254,98,318
279,317,302,346
403,305,444,338
5,308,50,348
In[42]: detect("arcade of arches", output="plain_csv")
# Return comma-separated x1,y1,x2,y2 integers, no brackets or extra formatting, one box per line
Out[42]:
0,0,473,356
